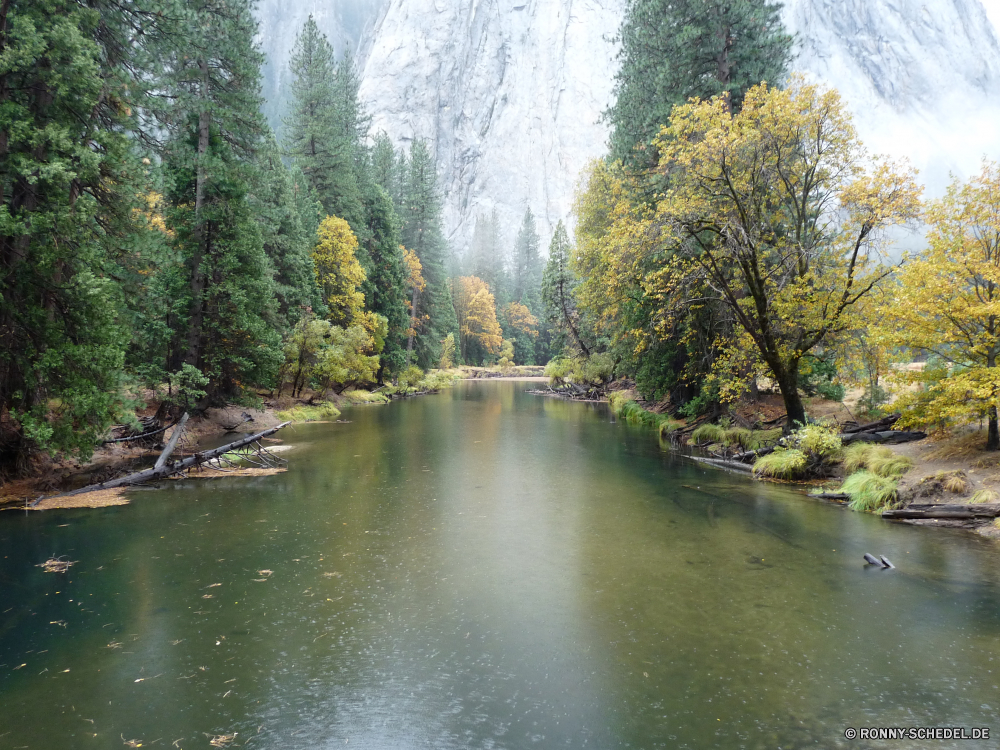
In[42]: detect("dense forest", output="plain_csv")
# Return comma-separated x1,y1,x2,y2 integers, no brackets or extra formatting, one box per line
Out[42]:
0,2,553,477
549,0,1000,455
4,0,1000,479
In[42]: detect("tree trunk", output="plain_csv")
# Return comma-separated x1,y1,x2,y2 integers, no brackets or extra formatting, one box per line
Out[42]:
988,405,999,451
185,61,211,368
774,362,807,428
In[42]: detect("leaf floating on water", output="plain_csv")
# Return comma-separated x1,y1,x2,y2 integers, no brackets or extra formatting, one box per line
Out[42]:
322,571,342,578
121,735,143,748
208,733,237,748
39,556,76,573
107,642,123,649
50,620,68,628
206,583,222,588
202,594,214,599
257,569,273,577
13,664,26,670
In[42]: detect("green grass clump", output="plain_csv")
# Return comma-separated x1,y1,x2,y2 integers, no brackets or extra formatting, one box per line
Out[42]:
841,470,899,512
658,418,683,438
866,452,914,479
752,449,808,479
609,394,681,434
722,427,752,449
691,423,726,445
841,443,894,473
276,402,341,422
340,389,389,405
970,489,1000,504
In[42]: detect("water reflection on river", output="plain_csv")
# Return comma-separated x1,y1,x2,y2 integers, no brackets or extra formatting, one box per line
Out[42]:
2,381,1000,749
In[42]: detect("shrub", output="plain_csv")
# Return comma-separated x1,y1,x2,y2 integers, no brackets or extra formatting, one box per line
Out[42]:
794,423,842,459
576,352,615,384
545,357,573,384
842,471,899,512
691,423,726,445
722,427,752,449
816,380,846,402
752,449,808,479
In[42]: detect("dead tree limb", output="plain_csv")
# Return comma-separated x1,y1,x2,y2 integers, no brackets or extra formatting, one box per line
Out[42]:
34,422,291,505
154,412,189,470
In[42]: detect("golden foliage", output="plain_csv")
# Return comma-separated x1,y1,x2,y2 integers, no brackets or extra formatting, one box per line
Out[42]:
313,215,367,327
880,162,1000,433
503,301,538,339
452,276,503,359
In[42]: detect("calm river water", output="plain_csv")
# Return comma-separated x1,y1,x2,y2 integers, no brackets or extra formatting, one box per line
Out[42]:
2,381,1000,749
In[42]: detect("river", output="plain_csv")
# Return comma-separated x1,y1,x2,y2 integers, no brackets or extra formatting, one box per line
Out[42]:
2,381,1000,749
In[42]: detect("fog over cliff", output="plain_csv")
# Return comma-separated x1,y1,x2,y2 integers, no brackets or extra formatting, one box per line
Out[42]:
257,0,1000,254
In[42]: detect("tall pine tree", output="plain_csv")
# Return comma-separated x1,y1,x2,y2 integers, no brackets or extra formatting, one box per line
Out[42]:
607,0,792,166
158,0,282,400
400,140,457,368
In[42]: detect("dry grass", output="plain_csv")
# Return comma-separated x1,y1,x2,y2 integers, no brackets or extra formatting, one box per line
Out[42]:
970,489,1000,504
926,430,992,461
33,488,131,510
943,474,969,493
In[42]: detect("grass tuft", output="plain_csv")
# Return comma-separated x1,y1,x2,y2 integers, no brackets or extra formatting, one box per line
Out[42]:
841,470,899,513
943,474,969,494
970,489,1000,504
866,453,914,479
752,449,808,479
841,443,894,473
275,402,341,422
340,389,389,405
691,423,726,445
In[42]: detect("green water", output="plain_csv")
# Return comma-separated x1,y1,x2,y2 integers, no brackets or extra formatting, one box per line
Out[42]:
2,381,1000,749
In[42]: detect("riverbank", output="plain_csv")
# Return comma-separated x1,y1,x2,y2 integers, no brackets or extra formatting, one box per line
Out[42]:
0,376,460,510
599,387,1000,540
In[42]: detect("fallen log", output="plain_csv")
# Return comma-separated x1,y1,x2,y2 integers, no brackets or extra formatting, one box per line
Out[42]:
810,491,850,500
34,421,291,505
842,413,900,434
883,503,1000,520
840,430,926,445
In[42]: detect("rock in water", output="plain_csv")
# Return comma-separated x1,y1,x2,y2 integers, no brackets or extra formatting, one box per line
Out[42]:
863,553,882,566
880,556,895,569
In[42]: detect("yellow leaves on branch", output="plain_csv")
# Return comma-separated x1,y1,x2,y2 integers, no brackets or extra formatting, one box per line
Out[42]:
452,276,503,357
313,216,366,328
503,301,538,340
648,78,921,385
882,160,1000,428
402,246,426,294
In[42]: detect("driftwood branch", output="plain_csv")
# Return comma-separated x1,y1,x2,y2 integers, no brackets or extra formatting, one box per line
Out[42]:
154,412,189,470
34,421,291,505
883,503,1000,520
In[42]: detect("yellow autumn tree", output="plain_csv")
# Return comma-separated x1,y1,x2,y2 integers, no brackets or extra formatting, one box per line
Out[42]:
401,246,426,361
881,161,1000,449
452,276,503,363
643,78,921,425
313,216,366,328
503,301,538,340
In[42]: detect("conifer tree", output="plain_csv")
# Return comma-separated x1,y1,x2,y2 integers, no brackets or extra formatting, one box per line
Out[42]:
401,140,458,367
469,209,509,302
251,131,323,330
512,208,542,311
542,221,590,356
285,17,363,230
608,0,792,165
158,0,283,399
360,185,409,377
0,0,162,471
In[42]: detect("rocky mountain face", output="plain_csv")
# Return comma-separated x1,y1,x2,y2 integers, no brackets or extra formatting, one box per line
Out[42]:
257,0,1000,253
